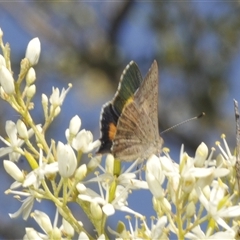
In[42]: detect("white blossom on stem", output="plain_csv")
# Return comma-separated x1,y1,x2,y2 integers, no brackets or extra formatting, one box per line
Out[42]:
25,37,41,66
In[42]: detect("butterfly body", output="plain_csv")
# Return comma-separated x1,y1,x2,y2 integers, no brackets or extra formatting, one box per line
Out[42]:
97,60,163,162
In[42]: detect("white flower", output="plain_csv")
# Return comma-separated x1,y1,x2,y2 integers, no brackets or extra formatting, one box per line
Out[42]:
30,209,61,239
25,37,41,66
216,135,236,167
72,129,100,153
197,180,240,230
31,210,53,234
23,149,58,188
146,154,165,198
0,121,41,162
185,224,235,239
143,216,167,239
88,154,148,190
49,85,71,107
174,143,229,192
57,141,77,178
77,180,143,218
65,115,81,140
0,65,15,94
65,115,100,153
9,195,34,220
0,120,25,162
108,216,167,239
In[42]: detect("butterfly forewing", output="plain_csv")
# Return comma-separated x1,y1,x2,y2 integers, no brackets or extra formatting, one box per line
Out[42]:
135,60,159,134
112,61,143,116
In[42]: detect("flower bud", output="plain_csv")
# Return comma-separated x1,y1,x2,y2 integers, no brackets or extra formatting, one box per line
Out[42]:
3,160,24,182
75,164,87,181
0,54,6,67
78,232,89,240
26,67,36,85
26,84,36,99
90,202,102,220
62,218,74,237
182,174,195,193
0,28,3,38
87,155,101,172
76,183,86,193
16,119,28,139
105,154,114,174
0,65,15,94
57,142,77,178
42,93,48,105
162,197,171,212
186,201,195,217
69,115,81,136
41,93,48,118
25,37,41,66
194,142,208,167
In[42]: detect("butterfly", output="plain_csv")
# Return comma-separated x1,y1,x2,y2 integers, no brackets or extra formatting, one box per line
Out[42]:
97,60,163,162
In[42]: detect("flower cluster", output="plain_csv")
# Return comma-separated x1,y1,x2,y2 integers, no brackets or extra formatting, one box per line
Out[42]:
1,29,240,239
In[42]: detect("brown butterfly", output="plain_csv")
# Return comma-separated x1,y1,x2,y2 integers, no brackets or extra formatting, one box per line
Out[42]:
97,60,163,162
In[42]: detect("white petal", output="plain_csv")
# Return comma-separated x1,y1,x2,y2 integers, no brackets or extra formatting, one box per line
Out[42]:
151,216,167,239
102,203,115,216
32,210,52,234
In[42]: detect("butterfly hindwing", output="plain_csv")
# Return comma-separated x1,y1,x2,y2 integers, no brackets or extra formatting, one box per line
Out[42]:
113,97,162,161
97,61,143,154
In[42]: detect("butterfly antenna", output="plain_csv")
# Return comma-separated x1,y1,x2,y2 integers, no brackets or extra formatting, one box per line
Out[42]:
160,112,205,135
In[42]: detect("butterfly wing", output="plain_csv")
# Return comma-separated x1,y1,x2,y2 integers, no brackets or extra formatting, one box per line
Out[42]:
97,61,143,154
112,61,143,116
112,100,157,161
135,60,159,135
112,60,163,161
